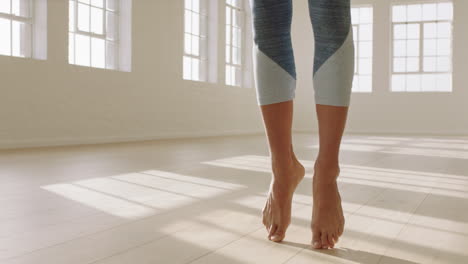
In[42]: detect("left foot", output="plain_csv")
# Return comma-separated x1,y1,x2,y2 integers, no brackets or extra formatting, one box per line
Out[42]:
311,160,345,249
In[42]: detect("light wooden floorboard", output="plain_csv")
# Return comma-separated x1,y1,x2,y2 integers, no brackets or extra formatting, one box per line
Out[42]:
1,133,468,264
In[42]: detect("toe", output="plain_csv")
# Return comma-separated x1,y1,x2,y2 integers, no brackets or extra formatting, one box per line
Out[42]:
333,232,340,244
268,224,278,240
312,230,322,249
327,233,335,248
321,231,329,249
271,225,286,242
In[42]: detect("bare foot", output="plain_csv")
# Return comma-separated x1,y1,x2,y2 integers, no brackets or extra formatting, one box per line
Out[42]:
263,156,305,242
311,160,345,249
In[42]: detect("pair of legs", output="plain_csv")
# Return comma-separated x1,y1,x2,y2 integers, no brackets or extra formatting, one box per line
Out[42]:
250,0,354,249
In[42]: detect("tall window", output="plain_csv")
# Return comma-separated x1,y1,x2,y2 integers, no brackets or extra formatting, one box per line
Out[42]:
391,1,453,92
0,0,47,59
183,0,208,81
69,0,132,71
351,6,373,93
225,0,244,87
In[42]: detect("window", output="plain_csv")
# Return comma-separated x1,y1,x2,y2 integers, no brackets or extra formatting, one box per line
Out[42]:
69,0,132,71
0,0,47,59
183,0,208,81
351,6,373,93
391,1,453,92
225,0,244,87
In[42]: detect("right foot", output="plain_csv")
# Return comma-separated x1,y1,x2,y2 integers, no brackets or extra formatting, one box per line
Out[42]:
263,156,305,242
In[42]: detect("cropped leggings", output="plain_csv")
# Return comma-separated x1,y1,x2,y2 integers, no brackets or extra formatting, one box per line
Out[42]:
249,0,355,107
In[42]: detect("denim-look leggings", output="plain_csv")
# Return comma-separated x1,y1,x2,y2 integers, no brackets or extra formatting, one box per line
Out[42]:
249,0,355,106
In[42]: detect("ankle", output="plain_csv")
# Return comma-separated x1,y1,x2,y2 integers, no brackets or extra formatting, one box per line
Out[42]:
313,160,340,184
314,158,340,172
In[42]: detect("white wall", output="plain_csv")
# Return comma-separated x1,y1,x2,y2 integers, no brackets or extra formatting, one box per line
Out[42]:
0,0,467,150
0,0,264,149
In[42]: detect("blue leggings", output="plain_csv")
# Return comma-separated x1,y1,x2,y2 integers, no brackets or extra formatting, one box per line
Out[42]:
250,0,355,106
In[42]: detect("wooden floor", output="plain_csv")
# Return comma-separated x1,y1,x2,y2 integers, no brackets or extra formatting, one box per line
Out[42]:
1,132,468,264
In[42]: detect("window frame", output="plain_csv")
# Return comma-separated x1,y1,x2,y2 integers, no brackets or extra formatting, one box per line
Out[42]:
390,0,454,92
0,0,34,58
225,0,245,87
351,5,374,93
183,0,209,82
69,0,121,70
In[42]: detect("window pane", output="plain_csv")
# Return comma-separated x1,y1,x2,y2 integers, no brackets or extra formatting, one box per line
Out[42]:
233,27,241,47
436,74,451,91
12,0,30,17
91,7,103,34
12,20,31,57
394,40,406,57
437,22,451,39
91,37,105,68
226,6,231,24
394,24,406,39
359,41,372,58
106,0,118,11
226,25,231,45
423,56,436,72
226,45,231,63
78,3,90,32
351,8,359,24
75,34,90,66
0,0,11,14
422,4,436,21
394,58,406,72
233,46,241,65
0,18,11,55
359,58,372,74
424,39,436,56
192,58,200,80
91,0,104,7
393,6,406,22
406,75,421,91
359,7,372,24
407,57,419,72
407,24,420,39
192,0,200,13
226,65,232,85
392,75,406,91
184,10,191,33
407,40,419,56
359,24,372,41
69,1,75,31
407,4,422,22
424,23,436,39
184,0,192,10
437,3,453,20
183,56,191,79
191,35,199,56
422,74,436,91
360,76,372,92
192,12,199,35
437,56,450,72
437,39,450,56
184,33,192,54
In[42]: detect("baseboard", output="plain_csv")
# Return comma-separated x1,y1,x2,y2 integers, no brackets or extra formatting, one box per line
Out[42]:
293,129,468,137
0,129,265,150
